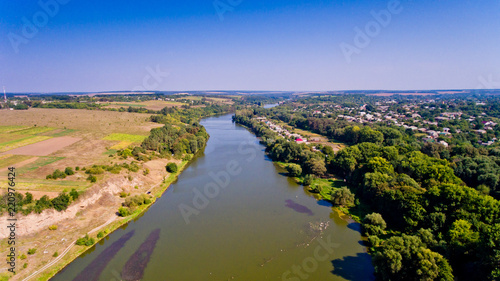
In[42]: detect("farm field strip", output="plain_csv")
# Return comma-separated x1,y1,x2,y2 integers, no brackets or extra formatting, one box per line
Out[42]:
16,156,65,175
0,179,89,193
0,125,29,133
0,155,34,169
3,136,82,156
110,141,133,149
0,135,52,153
11,126,56,135
103,133,147,142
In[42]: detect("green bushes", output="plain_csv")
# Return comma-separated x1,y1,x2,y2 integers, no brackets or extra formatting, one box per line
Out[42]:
123,194,151,208
330,187,355,207
69,189,79,200
286,164,302,177
51,193,71,211
75,234,95,246
46,169,66,179
87,175,97,183
166,163,178,173
118,207,132,217
64,167,74,175
46,167,76,179
118,194,152,217
27,248,36,255
362,213,387,236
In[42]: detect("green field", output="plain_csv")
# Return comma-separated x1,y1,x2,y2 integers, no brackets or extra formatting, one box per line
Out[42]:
0,155,34,169
0,125,29,133
12,126,55,135
17,156,65,175
8,178,90,192
103,133,147,143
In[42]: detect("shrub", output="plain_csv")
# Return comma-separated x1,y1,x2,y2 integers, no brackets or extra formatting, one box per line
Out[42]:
52,193,70,211
87,175,97,183
52,169,67,179
302,174,315,186
118,207,131,217
19,254,27,260
27,248,36,255
143,168,150,176
85,166,105,175
75,166,80,171
75,234,95,246
69,189,79,200
53,251,58,257
286,164,302,177
123,194,151,207
97,231,104,238
48,225,58,230
166,163,178,173
64,167,74,175
23,263,28,268
119,191,128,198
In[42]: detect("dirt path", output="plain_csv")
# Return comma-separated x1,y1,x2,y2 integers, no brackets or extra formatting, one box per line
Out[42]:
21,216,117,281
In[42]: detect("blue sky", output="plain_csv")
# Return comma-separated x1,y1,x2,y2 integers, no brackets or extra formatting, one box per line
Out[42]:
1,0,499,92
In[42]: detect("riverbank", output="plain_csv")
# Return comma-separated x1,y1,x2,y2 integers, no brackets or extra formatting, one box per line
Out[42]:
0,157,191,281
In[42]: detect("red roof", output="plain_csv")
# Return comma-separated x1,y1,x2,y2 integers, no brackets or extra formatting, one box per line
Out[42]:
296,138,303,142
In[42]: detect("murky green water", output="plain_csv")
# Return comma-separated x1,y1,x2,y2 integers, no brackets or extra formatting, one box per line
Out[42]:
53,114,374,281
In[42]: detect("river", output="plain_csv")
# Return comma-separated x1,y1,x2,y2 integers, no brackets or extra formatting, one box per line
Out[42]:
53,113,374,281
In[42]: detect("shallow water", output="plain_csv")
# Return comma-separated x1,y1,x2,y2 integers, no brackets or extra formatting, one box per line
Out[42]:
53,114,374,281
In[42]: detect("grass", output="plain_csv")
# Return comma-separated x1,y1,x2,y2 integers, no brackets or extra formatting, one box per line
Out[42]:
110,141,133,149
103,149,118,155
0,108,160,138
0,125,28,133
12,126,56,135
103,133,147,143
0,135,52,152
0,155,34,169
17,156,65,175
0,133,29,143
47,129,77,137
8,178,89,192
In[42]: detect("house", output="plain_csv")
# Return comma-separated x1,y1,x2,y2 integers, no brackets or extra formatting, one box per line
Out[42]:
439,141,449,147
295,138,306,144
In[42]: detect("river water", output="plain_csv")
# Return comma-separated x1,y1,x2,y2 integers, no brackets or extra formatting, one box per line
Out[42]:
53,114,374,281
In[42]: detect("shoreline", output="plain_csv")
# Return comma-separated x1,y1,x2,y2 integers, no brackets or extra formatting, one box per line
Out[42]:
22,159,191,281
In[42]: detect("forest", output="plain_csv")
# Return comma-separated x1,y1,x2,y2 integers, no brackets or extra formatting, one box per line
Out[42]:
234,94,500,280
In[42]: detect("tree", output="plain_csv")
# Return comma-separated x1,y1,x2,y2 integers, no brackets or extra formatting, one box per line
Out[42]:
303,174,315,186
330,187,355,206
64,167,74,176
448,219,479,247
166,163,178,173
286,164,302,177
363,213,387,236
303,157,326,176
51,193,70,211
373,235,453,281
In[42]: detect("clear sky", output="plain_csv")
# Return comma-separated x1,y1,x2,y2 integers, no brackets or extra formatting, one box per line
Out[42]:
1,0,499,92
